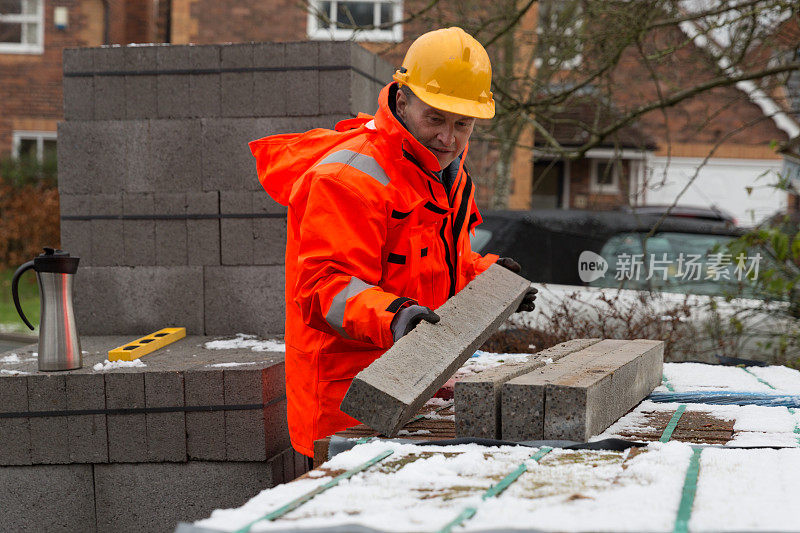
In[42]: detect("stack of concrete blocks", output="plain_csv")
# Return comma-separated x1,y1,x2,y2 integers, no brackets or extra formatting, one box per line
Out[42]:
455,338,664,441
58,41,394,337
0,337,305,532
341,264,533,435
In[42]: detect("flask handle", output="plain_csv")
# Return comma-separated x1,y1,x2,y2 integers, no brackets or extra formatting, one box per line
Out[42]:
11,261,35,330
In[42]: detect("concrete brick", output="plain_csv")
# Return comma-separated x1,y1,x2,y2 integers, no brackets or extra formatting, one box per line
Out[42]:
0,464,95,532
273,447,288,485
454,339,602,439
543,339,663,441
94,460,276,532
58,120,127,194
294,447,309,479
0,376,31,465
190,72,221,118
501,339,663,441
122,192,155,266
127,74,157,119
63,76,94,120
60,220,92,266
63,47,93,74
204,265,285,336
125,120,153,192
158,74,192,119
145,371,187,462
73,266,205,335
340,264,532,436
221,43,254,118
59,193,92,216
27,375,70,464
224,368,265,461
319,69,355,115
149,119,203,192
94,45,125,73
319,41,373,73
375,55,395,86
201,118,265,191
186,191,220,266
286,70,320,116
106,372,147,463
124,44,158,71
65,373,108,463
90,194,124,267
154,192,188,265
252,218,286,265
95,75,127,119
185,369,225,461
285,42,320,68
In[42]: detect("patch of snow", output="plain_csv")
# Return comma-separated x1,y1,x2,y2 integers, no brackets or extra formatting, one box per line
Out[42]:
92,359,146,372
397,429,432,436
0,353,21,363
727,431,800,448
0,369,30,375
745,365,800,393
662,362,774,392
204,334,285,352
206,361,258,368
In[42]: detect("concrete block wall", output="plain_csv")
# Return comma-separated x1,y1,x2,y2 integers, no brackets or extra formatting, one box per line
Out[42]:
59,41,392,336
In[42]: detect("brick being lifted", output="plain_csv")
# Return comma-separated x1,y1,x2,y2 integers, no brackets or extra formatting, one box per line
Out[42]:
339,264,533,436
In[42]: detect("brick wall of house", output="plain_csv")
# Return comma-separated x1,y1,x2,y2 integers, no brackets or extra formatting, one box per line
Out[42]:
0,0,162,159
568,159,632,210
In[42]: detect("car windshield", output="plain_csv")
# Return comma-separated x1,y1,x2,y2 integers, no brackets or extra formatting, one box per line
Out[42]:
589,232,772,298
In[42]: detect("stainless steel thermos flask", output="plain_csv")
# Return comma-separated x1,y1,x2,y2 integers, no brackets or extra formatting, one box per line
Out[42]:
11,248,81,371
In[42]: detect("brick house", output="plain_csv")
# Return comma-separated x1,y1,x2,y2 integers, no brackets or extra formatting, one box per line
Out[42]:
2,0,798,223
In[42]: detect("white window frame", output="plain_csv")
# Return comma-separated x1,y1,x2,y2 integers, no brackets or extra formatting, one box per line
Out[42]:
12,130,56,161
0,0,44,54
590,158,621,194
307,0,403,43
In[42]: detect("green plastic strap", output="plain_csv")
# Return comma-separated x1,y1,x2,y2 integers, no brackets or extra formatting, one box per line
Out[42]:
660,405,687,443
409,400,455,424
233,448,394,533
742,367,776,390
789,407,800,446
662,376,675,392
673,447,703,533
436,446,553,533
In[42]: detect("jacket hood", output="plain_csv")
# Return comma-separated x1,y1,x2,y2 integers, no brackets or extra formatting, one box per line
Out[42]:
249,82,446,205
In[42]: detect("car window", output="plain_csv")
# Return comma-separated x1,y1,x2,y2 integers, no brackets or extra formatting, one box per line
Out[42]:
470,228,492,253
589,232,766,297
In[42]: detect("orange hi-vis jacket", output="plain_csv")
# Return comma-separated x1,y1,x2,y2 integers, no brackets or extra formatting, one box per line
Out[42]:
249,82,498,456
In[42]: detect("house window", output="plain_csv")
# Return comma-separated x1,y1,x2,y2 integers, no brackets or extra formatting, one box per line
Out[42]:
307,0,403,42
590,159,621,194
0,0,44,54
12,131,56,163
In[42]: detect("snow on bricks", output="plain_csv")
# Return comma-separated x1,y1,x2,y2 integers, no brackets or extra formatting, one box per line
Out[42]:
340,264,533,436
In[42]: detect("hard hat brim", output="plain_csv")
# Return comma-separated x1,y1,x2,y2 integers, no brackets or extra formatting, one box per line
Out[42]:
406,82,495,120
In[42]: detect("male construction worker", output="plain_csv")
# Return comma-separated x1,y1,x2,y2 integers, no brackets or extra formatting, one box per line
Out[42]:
250,27,537,457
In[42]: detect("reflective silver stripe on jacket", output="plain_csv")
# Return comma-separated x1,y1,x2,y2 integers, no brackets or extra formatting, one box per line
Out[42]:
316,150,390,186
325,277,376,338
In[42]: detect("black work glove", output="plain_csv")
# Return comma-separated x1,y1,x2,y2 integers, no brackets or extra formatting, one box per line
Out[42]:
497,256,521,273
391,305,441,342
517,287,538,313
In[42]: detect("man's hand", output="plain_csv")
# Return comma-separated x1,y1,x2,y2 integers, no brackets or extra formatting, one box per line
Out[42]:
517,287,538,313
496,256,521,273
391,305,441,341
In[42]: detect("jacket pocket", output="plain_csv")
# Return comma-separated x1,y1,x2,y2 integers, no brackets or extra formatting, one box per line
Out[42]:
317,349,381,382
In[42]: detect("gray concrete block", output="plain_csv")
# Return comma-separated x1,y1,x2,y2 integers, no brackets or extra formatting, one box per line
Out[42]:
204,265,285,336
341,264,532,436
352,72,379,115
0,464,95,532
73,266,205,335
253,70,288,117
63,47,93,74
272,447,287,485
59,193,92,216
63,76,94,120
27,375,70,464
158,74,192,118
156,43,189,71
58,120,127,194
126,74,157,119
0,376,31,465
145,371,187,462
90,194,123,267
124,44,157,71
319,41,373,74
286,70,320,116
375,54,395,85
94,460,276,532
106,371,147,463
190,72,220,118
454,338,602,439
154,193,188,265
125,119,153,192
500,339,629,441
219,179,254,265
543,339,663,441
319,69,354,115
122,192,155,266
185,369,225,461
187,191,218,214
150,119,203,192
60,220,92,266
285,42,320,68
221,43,254,118
252,190,286,215
224,368,264,461
95,45,125,72
188,219,220,266
254,42,284,68
201,118,266,191
263,397,290,460
190,44,221,69
95,75,127,119
252,218,286,265
66,373,108,463
293,447,308,479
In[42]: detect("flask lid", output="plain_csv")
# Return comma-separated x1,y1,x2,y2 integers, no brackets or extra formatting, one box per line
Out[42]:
33,247,80,274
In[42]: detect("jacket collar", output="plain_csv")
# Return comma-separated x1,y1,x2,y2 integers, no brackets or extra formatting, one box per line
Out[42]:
373,82,444,176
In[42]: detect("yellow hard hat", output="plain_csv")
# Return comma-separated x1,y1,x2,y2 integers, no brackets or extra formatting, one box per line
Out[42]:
393,27,495,119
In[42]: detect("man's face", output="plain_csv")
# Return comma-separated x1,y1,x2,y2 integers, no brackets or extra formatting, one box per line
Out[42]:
395,88,476,171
